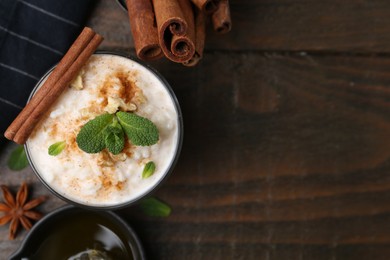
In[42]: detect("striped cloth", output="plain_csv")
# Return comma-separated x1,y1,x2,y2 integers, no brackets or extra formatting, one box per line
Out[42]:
0,0,95,143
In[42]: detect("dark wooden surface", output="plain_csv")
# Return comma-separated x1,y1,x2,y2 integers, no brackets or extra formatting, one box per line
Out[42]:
1,0,390,259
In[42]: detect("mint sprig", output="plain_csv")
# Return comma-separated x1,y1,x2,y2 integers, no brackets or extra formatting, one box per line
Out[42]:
76,112,159,154
48,141,66,156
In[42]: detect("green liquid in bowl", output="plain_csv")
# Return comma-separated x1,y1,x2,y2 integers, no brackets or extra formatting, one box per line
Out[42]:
30,213,132,260
9,207,143,260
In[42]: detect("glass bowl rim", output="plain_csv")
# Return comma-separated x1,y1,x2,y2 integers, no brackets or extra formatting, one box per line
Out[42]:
25,50,183,210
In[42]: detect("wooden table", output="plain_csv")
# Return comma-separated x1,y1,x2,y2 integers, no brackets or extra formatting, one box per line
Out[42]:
1,0,390,259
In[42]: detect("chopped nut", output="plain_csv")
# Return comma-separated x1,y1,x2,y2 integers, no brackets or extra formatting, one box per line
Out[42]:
109,153,127,162
134,91,146,104
97,151,114,167
120,101,137,112
104,97,121,114
70,69,85,90
104,97,137,114
97,159,114,167
80,107,98,119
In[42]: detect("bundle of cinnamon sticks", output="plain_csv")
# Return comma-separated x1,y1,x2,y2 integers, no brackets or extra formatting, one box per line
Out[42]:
125,0,231,66
4,27,103,144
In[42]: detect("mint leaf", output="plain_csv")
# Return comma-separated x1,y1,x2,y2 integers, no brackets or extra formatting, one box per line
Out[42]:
116,111,159,146
140,197,171,217
76,113,115,153
48,141,66,156
142,161,156,179
8,145,29,171
104,121,124,155
76,112,158,154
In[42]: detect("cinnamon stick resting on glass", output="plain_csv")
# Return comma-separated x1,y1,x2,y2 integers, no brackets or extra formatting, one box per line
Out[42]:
4,27,103,144
126,0,163,60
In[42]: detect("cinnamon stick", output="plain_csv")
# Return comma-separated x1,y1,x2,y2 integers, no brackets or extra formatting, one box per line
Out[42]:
126,0,163,60
171,34,195,60
172,0,195,61
12,33,103,144
153,0,195,63
183,10,206,67
4,27,96,141
190,0,220,14
212,0,232,34
153,0,187,37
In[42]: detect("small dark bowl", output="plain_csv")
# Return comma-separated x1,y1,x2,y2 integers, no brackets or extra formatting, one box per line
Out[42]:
8,205,146,260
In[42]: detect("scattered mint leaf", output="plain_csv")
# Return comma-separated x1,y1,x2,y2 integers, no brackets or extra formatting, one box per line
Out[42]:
8,145,28,171
76,113,115,153
116,111,159,146
142,161,156,179
104,120,124,155
140,197,171,217
48,141,66,156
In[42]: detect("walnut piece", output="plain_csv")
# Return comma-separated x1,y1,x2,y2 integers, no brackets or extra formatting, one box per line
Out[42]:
104,97,137,114
70,69,85,90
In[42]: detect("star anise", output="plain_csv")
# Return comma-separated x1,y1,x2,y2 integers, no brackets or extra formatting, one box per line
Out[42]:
0,182,46,240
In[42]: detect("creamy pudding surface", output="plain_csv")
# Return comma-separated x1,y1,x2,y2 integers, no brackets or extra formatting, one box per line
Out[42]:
26,54,179,206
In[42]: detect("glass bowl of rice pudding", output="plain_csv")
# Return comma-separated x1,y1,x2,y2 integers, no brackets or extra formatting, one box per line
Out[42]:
25,52,183,209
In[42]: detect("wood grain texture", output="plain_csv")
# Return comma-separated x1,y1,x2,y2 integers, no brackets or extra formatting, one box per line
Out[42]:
89,0,390,52
1,0,390,259
115,52,390,259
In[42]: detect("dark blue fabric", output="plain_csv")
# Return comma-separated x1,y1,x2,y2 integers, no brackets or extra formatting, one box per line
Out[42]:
0,0,95,143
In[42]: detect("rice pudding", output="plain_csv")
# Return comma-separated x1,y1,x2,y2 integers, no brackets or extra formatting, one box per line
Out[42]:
26,53,181,207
